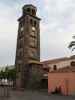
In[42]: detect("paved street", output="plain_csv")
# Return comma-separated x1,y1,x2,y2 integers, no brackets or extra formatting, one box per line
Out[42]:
0,90,75,100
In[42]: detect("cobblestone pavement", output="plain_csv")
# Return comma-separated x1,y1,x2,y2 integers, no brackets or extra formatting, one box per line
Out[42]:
0,90,75,100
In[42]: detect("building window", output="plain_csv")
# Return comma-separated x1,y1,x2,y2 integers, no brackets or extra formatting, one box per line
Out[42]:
32,9,36,15
20,22,22,27
30,19,33,25
34,21,36,27
17,51,21,58
18,42,22,48
27,8,30,12
18,38,24,49
19,31,24,39
20,21,24,28
53,65,57,70
30,19,37,27
71,61,75,66
19,19,25,29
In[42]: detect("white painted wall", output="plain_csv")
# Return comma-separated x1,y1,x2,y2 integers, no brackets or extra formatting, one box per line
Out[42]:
43,59,75,71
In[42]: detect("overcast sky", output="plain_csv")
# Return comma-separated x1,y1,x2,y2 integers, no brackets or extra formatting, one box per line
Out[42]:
0,0,75,66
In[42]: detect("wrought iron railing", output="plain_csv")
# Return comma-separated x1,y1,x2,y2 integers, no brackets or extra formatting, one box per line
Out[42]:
0,85,10,98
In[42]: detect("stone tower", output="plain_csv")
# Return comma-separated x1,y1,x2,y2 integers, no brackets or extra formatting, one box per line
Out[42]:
15,4,41,88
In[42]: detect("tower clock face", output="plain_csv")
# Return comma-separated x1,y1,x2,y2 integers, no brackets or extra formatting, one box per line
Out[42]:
32,26,36,32
20,27,24,31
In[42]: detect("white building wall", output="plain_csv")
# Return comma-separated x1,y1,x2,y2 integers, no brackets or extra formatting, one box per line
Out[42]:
46,59,75,71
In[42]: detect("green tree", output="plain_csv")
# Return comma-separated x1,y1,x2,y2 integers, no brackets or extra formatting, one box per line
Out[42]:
0,70,5,79
5,67,9,79
8,68,16,81
0,67,16,81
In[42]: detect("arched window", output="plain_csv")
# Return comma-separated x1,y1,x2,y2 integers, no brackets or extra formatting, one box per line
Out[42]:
30,19,33,25
71,61,75,66
34,21,36,27
32,9,36,15
27,8,30,12
53,65,57,70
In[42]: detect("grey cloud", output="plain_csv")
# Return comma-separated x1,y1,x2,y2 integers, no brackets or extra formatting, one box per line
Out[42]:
43,0,75,34
40,0,75,60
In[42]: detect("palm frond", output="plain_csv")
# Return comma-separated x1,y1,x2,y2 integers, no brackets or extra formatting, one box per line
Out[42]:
72,35,75,39
72,47,75,51
68,41,75,50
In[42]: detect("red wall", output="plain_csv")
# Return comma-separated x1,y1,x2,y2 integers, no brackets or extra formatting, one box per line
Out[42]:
48,72,75,95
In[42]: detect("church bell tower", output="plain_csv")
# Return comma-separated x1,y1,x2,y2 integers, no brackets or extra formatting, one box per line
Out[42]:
15,4,41,88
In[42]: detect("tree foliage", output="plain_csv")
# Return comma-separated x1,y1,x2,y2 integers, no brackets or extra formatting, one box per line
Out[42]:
0,67,16,81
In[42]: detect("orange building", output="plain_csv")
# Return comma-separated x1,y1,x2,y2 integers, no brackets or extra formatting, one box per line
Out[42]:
41,56,75,95
48,66,75,95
